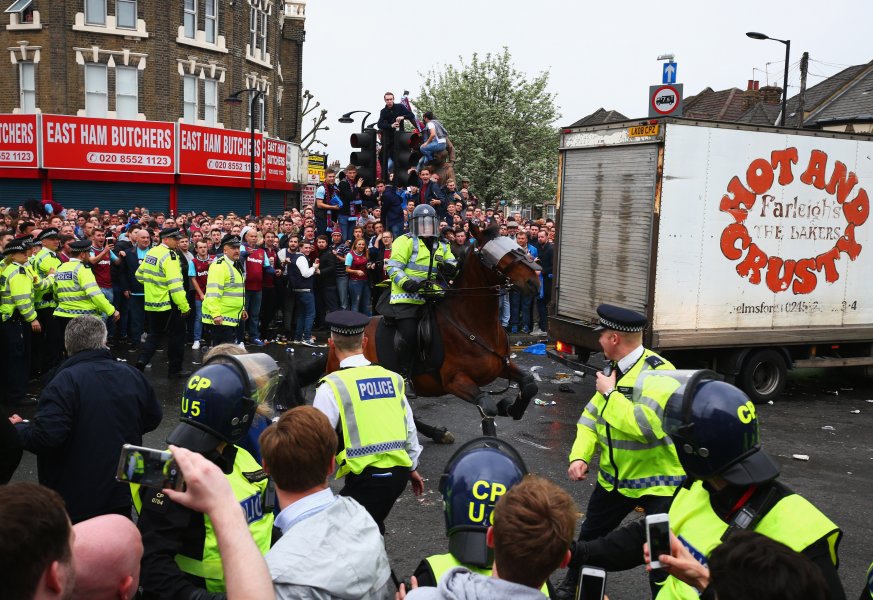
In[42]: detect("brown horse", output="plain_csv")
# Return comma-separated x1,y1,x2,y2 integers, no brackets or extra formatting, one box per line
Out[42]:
282,222,541,440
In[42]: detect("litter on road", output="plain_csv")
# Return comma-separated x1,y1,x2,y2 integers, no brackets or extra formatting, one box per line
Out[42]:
792,454,811,461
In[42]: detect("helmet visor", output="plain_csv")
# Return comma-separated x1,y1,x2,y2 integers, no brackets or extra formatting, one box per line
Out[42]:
411,214,439,238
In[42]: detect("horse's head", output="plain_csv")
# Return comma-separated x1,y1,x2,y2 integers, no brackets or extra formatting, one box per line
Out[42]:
468,221,541,296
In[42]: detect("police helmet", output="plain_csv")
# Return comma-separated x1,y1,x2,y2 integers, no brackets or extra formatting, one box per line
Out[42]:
439,437,528,568
647,369,781,486
167,353,281,455
410,204,439,238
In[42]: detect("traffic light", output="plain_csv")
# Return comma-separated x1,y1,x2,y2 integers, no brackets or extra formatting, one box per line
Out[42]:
393,130,421,187
349,130,377,186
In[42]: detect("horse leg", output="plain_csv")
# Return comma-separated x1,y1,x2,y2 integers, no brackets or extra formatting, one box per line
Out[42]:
498,360,538,420
444,372,502,437
413,416,455,445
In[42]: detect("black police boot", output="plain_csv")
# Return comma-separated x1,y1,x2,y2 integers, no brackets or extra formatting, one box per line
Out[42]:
402,372,417,400
553,569,579,600
168,369,192,380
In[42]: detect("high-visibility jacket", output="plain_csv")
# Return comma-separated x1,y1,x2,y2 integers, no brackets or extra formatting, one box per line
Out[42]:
0,261,37,322
423,554,550,596
865,561,873,599
569,349,685,498
135,244,189,313
53,259,114,319
318,365,412,478
657,480,842,599
132,446,273,593
385,233,456,305
202,255,244,327
31,247,62,310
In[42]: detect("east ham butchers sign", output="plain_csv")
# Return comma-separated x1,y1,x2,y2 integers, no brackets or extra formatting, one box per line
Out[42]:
719,147,869,295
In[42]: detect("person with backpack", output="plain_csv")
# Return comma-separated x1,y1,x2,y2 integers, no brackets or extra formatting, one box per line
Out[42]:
417,112,449,172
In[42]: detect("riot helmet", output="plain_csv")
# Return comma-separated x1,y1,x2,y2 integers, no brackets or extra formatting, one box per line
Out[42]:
167,353,280,472
410,204,439,238
643,370,781,486
439,437,528,568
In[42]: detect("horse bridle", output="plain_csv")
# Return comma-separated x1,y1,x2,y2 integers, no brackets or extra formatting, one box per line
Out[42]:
478,236,541,288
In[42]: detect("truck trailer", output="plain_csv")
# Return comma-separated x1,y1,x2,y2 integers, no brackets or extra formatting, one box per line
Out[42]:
548,118,873,402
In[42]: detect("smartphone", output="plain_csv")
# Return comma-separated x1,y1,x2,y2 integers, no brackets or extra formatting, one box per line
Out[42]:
646,513,671,569
115,444,185,491
576,566,606,600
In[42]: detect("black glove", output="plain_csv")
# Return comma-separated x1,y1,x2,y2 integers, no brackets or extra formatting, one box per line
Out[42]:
401,279,423,293
437,261,458,279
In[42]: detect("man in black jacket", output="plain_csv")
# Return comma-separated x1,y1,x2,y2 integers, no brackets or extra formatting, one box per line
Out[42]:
377,91,416,180
10,315,161,523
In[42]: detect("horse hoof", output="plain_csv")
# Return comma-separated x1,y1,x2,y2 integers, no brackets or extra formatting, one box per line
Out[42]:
433,428,455,444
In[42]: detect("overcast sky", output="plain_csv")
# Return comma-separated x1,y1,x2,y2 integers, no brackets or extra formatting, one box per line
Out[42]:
301,0,873,159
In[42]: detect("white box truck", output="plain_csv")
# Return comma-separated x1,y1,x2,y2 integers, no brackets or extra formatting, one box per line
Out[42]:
549,119,873,402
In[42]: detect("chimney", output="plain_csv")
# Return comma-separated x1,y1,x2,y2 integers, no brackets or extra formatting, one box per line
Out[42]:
761,85,783,105
741,80,763,112
747,80,760,91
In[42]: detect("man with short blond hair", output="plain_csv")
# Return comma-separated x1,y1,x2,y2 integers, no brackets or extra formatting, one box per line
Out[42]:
260,406,393,600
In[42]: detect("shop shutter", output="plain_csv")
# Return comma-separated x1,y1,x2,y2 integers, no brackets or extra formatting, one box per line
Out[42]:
260,189,286,216
177,185,250,217
52,180,170,214
0,178,42,205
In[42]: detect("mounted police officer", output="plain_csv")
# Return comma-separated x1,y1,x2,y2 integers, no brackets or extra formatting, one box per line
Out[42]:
557,303,682,599
135,353,279,599
312,310,424,533
135,227,191,378
0,238,41,407
378,203,456,398
53,239,118,345
202,233,247,348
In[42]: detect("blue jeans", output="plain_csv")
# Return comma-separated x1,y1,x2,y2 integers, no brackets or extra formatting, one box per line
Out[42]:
101,287,114,334
339,215,356,242
245,290,262,338
388,222,404,239
192,299,203,341
348,279,371,316
498,291,510,327
417,140,446,170
336,275,349,310
509,290,532,333
128,294,145,343
294,291,316,341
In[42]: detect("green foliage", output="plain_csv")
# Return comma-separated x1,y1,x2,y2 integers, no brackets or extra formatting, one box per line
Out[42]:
415,48,560,208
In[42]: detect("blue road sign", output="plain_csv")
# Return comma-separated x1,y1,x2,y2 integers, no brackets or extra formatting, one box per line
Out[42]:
663,62,678,84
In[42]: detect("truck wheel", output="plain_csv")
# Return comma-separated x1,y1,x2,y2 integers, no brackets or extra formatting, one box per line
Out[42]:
739,349,787,404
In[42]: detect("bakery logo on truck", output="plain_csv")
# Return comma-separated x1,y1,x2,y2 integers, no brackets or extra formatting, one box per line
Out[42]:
719,148,869,294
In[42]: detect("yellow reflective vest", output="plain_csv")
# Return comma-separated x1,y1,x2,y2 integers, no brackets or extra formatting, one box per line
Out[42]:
53,259,114,319
31,247,61,310
132,446,273,593
202,255,244,327
136,244,189,313
318,365,413,478
657,480,842,600
569,349,685,498
424,553,550,596
0,261,37,322
385,233,456,305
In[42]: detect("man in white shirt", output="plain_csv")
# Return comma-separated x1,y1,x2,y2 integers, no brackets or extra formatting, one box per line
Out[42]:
417,111,448,172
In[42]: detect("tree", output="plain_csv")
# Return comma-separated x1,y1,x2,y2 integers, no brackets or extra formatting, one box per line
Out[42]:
415,48,560,209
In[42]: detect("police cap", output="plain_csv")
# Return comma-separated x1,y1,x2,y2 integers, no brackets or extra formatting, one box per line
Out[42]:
325,310,369,336
69,239,92,252
36,227,60,241
220,233,242,248
159,227,183,239
1,238,28,257
18,234,34,248
594,303,647,333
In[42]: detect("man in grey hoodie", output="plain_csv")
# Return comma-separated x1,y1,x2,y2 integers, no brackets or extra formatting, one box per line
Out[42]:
260,406,393,600
401,476,576,600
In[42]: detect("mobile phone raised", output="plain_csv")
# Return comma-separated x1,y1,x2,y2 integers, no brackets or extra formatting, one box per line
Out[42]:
646,513,671,569
115,444,185,491
576,565,606,600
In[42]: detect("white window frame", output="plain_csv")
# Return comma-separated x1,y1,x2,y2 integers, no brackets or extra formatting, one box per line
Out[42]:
19,62,36,113
257,10,267,60
85,0,106,26
183,75,198,124
249,6,257,54
115,65,138,119
85,63,108,118
204,0,217,44
183,0,196,38
115,0,136,29
203,79,217,126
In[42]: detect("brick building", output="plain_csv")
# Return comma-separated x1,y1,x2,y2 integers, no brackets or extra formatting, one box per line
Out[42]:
0,0,307,215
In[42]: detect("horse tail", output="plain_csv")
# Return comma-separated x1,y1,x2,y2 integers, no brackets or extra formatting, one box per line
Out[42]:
275,352,329,411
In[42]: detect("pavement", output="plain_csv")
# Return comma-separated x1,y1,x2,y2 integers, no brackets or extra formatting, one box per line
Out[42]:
9,334,873,598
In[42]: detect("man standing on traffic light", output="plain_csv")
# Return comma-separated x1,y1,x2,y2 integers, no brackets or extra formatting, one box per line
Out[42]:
202,234,247,348
377,91,416,179
135,227,191,378
377,204,456,398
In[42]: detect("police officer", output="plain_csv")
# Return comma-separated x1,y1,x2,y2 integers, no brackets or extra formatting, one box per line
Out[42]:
570,371,845,600
134,353,279,599
313,310,424,533
202,234,246,348
378,203,456,398
412,437,549,595
556,303,683,599
135,227,191,378
31,228,63,374
53,239,119,344
0,238,40,407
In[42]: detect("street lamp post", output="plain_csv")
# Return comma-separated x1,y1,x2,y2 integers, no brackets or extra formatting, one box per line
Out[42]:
225,88,265,216
338,110,372,132
746,32,790,127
